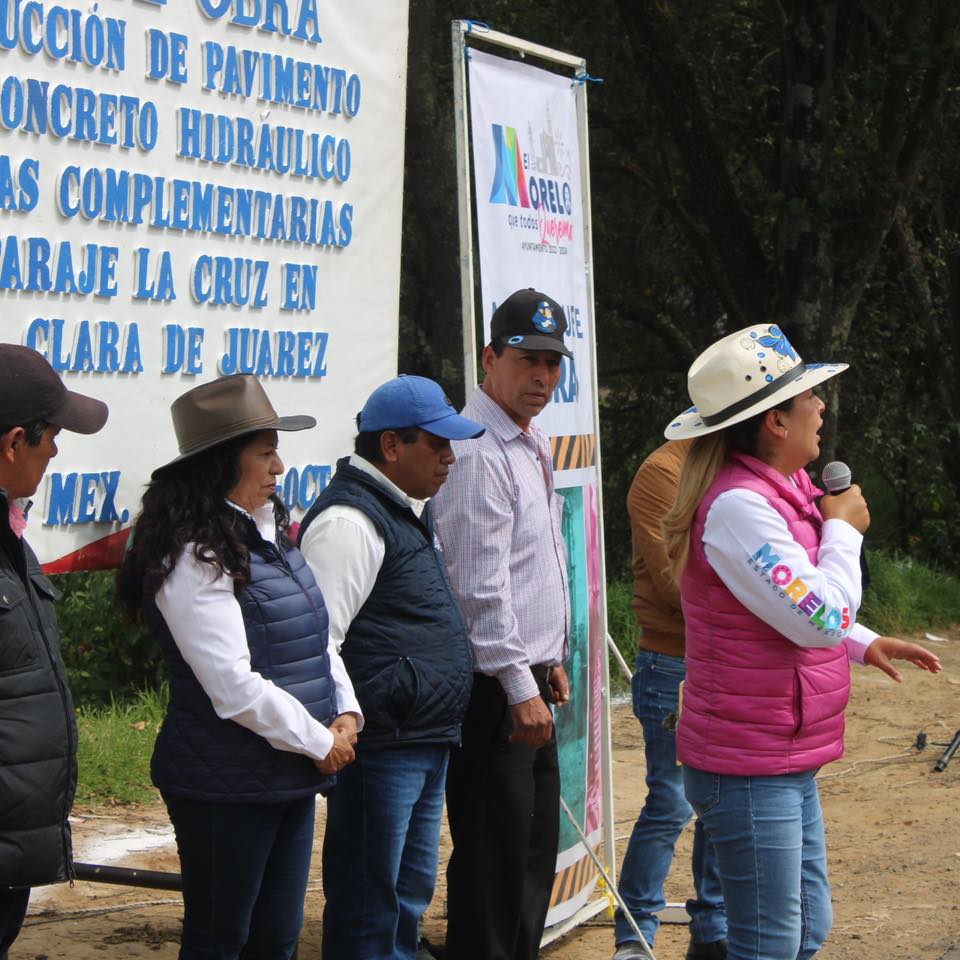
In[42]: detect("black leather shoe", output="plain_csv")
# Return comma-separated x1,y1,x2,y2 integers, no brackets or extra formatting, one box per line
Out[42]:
686,940,728,960
417,937,446,960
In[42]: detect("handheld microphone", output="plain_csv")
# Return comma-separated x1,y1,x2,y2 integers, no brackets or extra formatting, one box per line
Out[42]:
821,461,852,494
820,460,870,590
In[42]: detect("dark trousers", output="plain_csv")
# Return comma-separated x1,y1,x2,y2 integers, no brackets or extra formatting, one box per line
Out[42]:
445,671,560,960
0,888,29,956
164,794,316,960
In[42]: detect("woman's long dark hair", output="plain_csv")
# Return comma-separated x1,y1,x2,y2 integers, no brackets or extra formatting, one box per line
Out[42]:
116,432,290,620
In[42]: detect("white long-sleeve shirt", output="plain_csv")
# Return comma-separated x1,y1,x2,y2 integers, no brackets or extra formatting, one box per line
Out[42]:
154,501,362,762
702,488,878,661
299,455,427,651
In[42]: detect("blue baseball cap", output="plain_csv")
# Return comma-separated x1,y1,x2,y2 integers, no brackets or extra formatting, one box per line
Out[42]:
358,376,485,440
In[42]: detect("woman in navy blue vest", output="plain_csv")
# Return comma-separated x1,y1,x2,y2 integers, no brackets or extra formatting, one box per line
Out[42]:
118,375,362,960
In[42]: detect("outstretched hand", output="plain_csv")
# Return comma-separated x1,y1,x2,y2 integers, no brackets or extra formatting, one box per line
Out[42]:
864,636,943,684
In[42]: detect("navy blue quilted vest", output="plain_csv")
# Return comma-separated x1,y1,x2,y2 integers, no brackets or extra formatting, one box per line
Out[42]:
146,517,338,803
299,459,473,750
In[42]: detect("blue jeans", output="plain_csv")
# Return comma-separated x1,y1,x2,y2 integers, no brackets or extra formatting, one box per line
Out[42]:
322,745,449,960
683,766,832,960
164,794,315,960
615,651,726,947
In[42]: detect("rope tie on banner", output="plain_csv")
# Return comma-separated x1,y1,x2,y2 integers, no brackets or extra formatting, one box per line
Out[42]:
571,69,605,87
463,20,490,57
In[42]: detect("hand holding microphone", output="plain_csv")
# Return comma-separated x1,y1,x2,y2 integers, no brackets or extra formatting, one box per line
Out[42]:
820,461,870,535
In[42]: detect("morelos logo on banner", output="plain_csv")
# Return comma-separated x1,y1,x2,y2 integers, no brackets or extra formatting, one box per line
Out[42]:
488,122,575,248
0,0,409,569
469,47,605,927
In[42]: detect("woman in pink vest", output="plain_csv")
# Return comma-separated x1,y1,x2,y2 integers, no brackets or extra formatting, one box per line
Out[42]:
660,324,941,960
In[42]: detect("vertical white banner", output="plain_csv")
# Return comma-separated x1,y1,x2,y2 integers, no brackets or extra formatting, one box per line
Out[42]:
469,48,592,435
0,0,409,569
468,47,605,928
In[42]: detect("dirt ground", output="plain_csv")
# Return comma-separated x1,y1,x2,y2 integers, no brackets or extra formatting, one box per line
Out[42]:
15,628,960,960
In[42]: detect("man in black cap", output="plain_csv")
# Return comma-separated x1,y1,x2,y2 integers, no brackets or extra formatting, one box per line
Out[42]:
0,344,108,958
433,289,573,960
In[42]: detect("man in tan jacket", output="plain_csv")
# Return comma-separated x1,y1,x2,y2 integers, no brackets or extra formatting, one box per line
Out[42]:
613,440,728,960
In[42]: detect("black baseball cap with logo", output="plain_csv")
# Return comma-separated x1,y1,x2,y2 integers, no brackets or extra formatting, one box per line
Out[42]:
490,288,572,358
0,344,108,434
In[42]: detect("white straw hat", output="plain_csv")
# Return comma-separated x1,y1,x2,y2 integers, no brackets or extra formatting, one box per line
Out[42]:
663,324,847,439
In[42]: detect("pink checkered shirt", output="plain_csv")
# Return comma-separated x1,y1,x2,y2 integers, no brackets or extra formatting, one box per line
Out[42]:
433,387,570,706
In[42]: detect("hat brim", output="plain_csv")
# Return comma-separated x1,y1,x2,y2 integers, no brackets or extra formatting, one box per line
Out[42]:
153,413,316,476
48,389,109,434
502,334,572,358
419,412,486,441
663,363,848,440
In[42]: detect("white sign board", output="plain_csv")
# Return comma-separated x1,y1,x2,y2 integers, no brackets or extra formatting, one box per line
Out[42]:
0,0,409,569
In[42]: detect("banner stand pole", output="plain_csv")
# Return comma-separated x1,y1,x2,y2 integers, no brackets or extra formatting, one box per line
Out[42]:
451,22,478,393
607,632,634,684
558,797,657,960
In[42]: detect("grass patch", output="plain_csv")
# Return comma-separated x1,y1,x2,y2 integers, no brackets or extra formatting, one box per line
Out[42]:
860,551,960,635
75,687,167,806
606,579,640,694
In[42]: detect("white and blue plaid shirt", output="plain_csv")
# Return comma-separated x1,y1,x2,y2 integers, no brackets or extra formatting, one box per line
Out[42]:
433,387,570,705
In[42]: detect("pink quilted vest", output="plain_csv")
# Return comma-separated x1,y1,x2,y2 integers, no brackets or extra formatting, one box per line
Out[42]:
677,452,851,775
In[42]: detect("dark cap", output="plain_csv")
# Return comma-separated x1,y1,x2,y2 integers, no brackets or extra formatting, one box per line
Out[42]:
490,289,572,358
0,343,108,434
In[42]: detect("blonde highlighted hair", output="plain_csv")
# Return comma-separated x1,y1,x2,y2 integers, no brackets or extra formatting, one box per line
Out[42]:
661,432,729,584
661,392,799,582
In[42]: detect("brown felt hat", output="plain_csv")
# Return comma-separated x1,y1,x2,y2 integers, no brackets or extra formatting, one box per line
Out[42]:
0,343,108,434
156,375,315,473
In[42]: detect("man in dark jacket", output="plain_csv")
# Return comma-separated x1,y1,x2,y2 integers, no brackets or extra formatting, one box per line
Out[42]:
0,344,108,957
298,375,484,960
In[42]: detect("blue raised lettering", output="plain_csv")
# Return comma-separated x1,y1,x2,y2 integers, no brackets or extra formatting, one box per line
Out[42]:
98,321,120,372
46,473,77,525
119,323,143,373
76,472,99,522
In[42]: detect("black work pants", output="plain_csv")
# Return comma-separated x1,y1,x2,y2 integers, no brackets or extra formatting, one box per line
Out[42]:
445,670,560,960
0,887,29,956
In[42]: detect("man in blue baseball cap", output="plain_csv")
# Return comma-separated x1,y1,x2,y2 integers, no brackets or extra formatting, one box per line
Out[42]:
298,375,483,960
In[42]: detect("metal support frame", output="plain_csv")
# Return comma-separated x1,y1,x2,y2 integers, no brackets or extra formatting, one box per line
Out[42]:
451,18,619,944
451,22,477,393
558,798,656,959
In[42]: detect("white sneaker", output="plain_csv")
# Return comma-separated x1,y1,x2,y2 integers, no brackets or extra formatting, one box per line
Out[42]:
613,942,650,960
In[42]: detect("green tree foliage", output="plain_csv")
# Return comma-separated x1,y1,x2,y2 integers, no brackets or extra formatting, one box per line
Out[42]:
54,570,164,705
401,0,960,577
